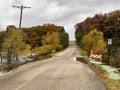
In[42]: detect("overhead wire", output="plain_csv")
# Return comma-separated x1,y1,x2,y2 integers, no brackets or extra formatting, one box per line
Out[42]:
0,0,12,7
0,0,45,26
16,0,46,23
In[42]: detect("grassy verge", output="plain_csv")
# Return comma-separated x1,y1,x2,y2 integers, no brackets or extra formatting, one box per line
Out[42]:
79,48,88,56
78,47,120,90
78,48,90,64
33,54,52,61
76,57,88,64
91,64,120,90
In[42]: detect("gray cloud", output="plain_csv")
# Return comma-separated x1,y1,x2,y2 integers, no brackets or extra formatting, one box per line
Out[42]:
0,0,120,40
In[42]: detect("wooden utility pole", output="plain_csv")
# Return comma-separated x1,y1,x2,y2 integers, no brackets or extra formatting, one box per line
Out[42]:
13,5,31,28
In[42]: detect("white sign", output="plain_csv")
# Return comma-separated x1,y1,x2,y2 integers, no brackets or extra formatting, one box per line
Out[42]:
108,39,112,45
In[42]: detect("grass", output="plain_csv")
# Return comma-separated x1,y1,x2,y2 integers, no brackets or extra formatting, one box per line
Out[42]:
79,48,88,56
78,47,120,90
76,57,88,64
78,48,90,64
91,64,120,90
33,54,52,61
0,62,22,71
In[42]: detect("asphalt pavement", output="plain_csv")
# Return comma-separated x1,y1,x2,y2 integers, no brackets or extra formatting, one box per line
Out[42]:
0,42,106,90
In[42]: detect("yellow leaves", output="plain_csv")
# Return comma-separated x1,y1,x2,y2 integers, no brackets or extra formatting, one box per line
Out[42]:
35,45,54,56
42,32,60,47
23,45,31,54
43,24,61,32
93,40,107,54
2,29,26,52
81,29,107,54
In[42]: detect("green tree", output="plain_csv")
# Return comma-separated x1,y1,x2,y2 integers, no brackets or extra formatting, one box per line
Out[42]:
59,32,69,48
75,32,84,45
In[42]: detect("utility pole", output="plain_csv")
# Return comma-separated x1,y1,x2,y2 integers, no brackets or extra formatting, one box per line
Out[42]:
13,5,31,28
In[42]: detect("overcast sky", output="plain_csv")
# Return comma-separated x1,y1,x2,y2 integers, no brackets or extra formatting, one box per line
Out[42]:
0,0,120,40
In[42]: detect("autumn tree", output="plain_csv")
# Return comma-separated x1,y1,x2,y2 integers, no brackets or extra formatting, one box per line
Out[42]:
26,31,40,48
42,32,60,49
105,10,120,47
81,29,107,54
75,14,107,35
42,24,61,33
0,28,5,63
2,29,26,61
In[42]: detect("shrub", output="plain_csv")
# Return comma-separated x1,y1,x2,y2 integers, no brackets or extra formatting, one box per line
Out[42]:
81,29,107,54
75,32,84,45
35,45,54,56
59,32,69,48
23,44,31,54
55,45,63,51
110,57,116,66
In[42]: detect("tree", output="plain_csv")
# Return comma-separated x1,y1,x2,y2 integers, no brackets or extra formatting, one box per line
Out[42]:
75,32,84,45
59,32,69,48
2,29,26,61
42,24,61,33
0,27,5,63
42,32,60,49
105,10,120,47
81,29,107,54
26,31,40,48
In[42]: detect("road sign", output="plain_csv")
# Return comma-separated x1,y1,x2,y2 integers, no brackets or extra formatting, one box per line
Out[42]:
108,39,112,45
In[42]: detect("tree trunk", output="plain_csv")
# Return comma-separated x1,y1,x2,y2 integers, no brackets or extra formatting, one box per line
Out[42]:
0,52,2,63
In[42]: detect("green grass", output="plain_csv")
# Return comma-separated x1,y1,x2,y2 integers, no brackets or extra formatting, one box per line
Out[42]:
78,48,90,64
91,64,120,90
33,54,52,61
79,47,120,90
79,48,88,56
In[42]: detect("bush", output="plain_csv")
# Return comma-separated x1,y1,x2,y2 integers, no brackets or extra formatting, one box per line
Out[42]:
23,44,31,54
59,32,69,48
81,29,107,54
35,45,54,56
110,57,116,66
55,45,63,51
75,32,84,45
0,63,20,71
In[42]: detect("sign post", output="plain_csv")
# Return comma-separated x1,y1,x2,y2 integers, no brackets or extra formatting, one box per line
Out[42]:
108,39,112,65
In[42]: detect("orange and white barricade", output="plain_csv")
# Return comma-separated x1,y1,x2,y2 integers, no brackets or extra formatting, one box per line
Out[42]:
90,54,102,59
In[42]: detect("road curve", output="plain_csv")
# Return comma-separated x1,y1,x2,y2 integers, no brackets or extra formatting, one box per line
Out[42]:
0,42,106,90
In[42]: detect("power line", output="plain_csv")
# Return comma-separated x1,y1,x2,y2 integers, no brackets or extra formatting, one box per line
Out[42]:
13,0,41,19
13,5,31,28
14,0,23,5
0,0,12,7
0,0,44,27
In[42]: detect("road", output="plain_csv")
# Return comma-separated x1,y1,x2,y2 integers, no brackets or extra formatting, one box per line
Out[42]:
0,42,106,90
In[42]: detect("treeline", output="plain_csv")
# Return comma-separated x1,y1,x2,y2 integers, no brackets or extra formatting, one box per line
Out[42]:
0,24,69,63
75,10,120,66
